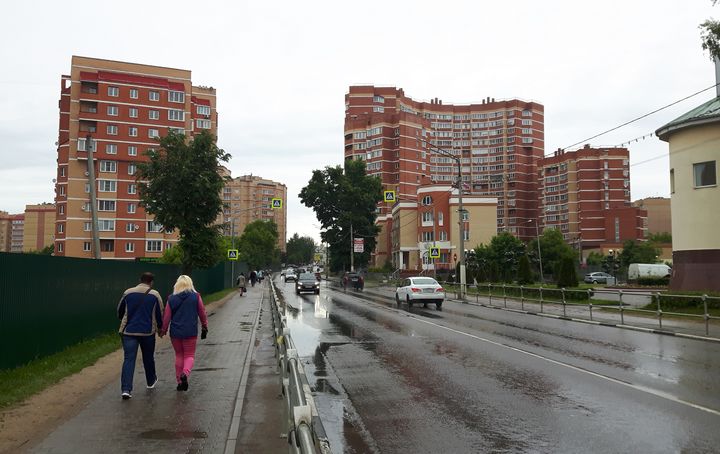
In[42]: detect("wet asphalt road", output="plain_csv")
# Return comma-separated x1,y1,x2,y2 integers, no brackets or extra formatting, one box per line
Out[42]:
279,278,720,454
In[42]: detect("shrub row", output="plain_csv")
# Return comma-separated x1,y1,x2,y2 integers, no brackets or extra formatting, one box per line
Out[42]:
468,284,592,302
651,292,720,311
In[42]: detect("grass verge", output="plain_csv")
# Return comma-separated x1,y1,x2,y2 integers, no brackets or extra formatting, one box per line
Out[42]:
0,287,235,410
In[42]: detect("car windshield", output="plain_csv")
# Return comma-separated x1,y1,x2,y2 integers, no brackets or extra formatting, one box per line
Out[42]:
299,273,315,280
412,278,438,285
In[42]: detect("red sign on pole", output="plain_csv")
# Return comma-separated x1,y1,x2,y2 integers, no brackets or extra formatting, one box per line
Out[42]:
453,253,458,262
353,238,364,253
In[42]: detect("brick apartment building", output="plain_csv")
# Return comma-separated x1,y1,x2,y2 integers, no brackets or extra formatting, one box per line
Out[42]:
23,203,56,252
344,86,544,241
54,56,217,259
632,197,671,235
538,146,646,258
0,212,24,252
222,174,288,252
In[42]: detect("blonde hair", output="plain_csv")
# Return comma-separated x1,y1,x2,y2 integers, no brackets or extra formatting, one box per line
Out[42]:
173,275,196,294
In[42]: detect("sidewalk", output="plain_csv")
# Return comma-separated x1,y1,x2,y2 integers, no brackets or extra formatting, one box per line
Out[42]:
28,282,285,454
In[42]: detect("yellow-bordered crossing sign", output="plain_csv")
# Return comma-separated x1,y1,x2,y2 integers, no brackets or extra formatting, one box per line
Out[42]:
384,190,396,203
227,249,239,260
429,247,440,259
271,198,283,209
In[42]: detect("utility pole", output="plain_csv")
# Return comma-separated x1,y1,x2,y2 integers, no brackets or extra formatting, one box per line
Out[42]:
457,164,466,299
230,217,235,282
86,134,101,259
350,223,354,272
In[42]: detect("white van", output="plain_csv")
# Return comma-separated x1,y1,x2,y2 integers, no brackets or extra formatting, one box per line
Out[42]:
628,263,671,281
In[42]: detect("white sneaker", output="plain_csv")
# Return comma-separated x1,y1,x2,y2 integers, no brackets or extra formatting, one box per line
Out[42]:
121,392,132,400
146,378,159,389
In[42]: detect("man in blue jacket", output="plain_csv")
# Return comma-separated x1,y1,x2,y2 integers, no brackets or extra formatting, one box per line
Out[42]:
117,272,164,400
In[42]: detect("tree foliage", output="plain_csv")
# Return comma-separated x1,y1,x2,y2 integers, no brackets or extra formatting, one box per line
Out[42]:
517,254,533,285
528,228,576,279
556,256,578,288
286,233,317,265
299,159,383,272
237,220,280,270
618,240,661,267
647,232,672,244
137,131,230,273
469,232,526,283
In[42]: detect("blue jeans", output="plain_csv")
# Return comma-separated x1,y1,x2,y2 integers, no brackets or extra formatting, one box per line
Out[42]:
120,334,157,393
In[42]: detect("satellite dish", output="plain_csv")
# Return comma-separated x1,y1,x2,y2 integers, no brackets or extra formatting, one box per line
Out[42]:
52,179,57,183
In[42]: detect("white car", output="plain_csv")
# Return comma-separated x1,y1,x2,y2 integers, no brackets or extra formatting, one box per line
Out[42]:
395,277,445,310
284,269,297,282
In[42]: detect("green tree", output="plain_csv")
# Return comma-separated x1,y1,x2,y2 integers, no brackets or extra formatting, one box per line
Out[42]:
529,228,576,280
585,251,604,266
648,232,672,244
300,159,383,272
480,232,526,283
286,233,317,265
29,244,54,255
237,220,280,270
618,240,661,268
137,131,230,274
556,256,579,288
517,254,533,285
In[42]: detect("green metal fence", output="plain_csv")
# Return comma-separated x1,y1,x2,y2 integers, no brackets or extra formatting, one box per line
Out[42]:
0,253,236,370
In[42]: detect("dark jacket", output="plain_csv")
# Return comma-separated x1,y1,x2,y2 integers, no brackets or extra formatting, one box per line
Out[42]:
166,291,204,338
117,283,163,336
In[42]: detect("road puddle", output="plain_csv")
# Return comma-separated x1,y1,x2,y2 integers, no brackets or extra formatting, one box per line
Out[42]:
139,429,208,439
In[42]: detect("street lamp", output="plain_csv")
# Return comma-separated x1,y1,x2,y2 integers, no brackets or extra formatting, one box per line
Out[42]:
527,219,544,284
419,137,466,298
85,134,101,259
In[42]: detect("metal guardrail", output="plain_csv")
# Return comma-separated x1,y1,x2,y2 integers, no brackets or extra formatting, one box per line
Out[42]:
269,280,329,454
435,281,720,338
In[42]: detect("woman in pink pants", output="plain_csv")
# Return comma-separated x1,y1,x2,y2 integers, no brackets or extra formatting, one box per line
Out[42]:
160,275,208,391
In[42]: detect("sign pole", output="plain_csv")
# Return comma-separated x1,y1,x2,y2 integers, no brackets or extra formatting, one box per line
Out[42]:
350,223,354,272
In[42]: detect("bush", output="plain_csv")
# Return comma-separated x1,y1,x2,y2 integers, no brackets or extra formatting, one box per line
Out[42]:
556,256,578,288
477,284,592,302
517,255,533,285
650,292,720,311
636,277,670,287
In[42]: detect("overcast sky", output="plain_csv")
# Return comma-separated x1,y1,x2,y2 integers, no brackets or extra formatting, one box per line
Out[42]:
0,0,717,243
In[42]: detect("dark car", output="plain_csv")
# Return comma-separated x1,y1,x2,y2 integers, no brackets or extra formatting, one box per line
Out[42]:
347,272,364,290
296,272,320,295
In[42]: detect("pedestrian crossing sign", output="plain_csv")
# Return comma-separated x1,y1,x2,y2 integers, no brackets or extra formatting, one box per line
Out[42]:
384,190,396,203
271,198,282,209
429,247,440,259
227,249,239,260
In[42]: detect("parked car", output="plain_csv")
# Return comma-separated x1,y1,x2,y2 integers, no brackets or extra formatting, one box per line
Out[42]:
395,277,445,310
584,271,614,284
284,269,297,282
296,272,320,295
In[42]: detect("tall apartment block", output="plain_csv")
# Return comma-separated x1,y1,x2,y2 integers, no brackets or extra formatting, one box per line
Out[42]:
538,146,646,256
23,203,56,252
54,56,217,259
0,212,24,253
222,175,288,252
344,86,544,241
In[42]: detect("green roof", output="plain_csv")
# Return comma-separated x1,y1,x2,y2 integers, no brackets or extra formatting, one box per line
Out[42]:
656,97,720,141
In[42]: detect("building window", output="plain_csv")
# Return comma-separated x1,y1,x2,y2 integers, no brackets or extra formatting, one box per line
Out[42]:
100,240,114,252
463,229,470,241
373,95,384,103
105,143,117,154
98,220,115,231
373,106,384,113
421,195,432,205
439,230,447,241
149,110,159,120
693,161,716,188
168,109,185,121
107,105,118,116
107,125,118,135
197,105,210,116
57,243,63,253
128,183,137,194
108,86,119,97
58,223,64,233
422,211,433,222
100,160,117,172
98,200,116,211
60,167,66,177
83,242,91,252
128,203,137,214
129,107,138,118
98,180,116,192
125,242,135,253
421,231,434,242
126,223,137,232
149,91,160,101
169,91,185,103
84,184,90,194
84,221,91,231
148,129,159,138
146,240,162,252
130,88,138,99
128,164,136,175
128,127,138,137
128,145,137,156
58,205,65,215
58,185,66,196
147,221,163,233
196,119,211,129
670,168,675,194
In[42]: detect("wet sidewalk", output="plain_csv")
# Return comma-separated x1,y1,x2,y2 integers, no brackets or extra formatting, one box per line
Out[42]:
29,282,285,454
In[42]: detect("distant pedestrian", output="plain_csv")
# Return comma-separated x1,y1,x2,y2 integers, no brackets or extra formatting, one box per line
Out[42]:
160,275,209,392
249,270,257,287
342,272,349,292
236,272,247,296
117,272,164,400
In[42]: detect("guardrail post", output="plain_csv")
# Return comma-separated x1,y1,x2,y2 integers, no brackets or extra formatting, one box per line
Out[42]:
656,292,663,329
488,284,492,306
520,285,525,311
539,286,544,313
618,290,624,325
561,288,566,317
703,294,709,336
476,285,479,303
503,284,507,308
588,289,593,321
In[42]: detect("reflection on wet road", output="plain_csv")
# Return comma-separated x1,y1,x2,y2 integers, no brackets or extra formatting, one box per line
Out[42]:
280,278,720,454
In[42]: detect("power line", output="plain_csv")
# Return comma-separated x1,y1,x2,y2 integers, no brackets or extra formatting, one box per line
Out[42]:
560,83,718,152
